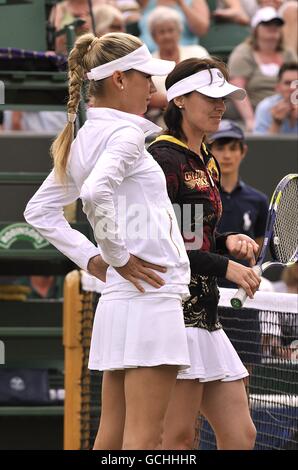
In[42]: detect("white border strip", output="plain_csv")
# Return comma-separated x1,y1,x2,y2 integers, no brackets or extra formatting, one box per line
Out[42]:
219,288,298,314
250,394,298,407
81,272,298,313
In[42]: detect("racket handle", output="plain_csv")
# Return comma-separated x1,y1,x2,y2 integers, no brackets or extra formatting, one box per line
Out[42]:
230,265,262,309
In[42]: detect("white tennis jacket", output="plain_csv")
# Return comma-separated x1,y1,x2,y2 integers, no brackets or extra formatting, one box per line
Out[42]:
24,108,190,295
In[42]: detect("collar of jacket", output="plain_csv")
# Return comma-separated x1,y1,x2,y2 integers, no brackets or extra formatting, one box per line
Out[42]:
86,107,161,138
149,134,209,156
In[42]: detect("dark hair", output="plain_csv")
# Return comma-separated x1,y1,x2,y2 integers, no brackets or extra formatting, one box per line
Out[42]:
248,22,284,52
163,57,229,141
209,137,245,152
278,62,298,81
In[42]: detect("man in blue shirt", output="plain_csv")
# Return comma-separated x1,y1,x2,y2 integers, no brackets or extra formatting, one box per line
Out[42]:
254,62,298,135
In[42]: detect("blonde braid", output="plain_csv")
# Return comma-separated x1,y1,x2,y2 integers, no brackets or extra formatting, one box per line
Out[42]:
51,34,98,182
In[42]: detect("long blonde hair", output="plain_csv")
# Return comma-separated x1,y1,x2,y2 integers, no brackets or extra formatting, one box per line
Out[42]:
51,32,143,182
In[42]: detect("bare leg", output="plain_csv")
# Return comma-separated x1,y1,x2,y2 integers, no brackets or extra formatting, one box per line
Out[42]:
122,365,178,450
162,379,204,450
93,370,125,450
201,379,256,450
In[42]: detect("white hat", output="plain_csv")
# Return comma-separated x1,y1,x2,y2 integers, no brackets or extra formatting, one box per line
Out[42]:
251,7,284,29
87,44,175,81
166,68,246,103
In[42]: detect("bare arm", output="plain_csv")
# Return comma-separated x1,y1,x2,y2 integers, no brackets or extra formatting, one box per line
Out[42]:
213,0,250,25
230,76,255,131
268,100,292,134
177,0,210,37
24,170,100,272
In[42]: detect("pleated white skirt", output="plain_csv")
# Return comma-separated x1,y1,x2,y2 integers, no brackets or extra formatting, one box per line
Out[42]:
177,327,249,382
88,294,190,372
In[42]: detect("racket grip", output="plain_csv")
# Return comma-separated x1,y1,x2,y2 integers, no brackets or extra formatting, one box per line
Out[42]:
230,265,262,309
230,288,248,309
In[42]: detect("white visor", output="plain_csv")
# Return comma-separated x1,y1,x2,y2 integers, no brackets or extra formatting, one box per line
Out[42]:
166,68,246,102
87,44,175,81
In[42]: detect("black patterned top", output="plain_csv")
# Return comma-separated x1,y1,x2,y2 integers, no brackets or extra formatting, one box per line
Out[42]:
148,135,233,331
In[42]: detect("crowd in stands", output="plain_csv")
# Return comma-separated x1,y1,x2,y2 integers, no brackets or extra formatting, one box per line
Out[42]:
0,1,297,298
0,1,297,369
0,0,297,134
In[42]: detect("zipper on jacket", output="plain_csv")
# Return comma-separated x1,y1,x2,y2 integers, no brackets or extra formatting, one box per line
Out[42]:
207,170,215,187
167,210,181,257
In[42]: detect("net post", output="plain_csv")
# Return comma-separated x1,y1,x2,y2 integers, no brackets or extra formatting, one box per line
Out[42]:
63,270,83,450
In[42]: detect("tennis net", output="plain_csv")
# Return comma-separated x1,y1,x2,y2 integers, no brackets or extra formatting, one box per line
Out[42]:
63,271,298,450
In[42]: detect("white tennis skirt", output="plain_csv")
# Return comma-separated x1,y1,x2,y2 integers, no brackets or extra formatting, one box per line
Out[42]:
88,293,190,372
177,327,249,382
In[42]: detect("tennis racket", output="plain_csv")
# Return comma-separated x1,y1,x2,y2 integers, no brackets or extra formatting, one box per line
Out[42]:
231,173,298,309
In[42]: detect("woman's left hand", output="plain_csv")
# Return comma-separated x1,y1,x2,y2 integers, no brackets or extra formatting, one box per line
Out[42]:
226,234,259,266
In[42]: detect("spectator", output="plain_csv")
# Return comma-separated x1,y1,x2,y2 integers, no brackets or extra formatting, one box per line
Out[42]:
250,1,298,55
0,276,63,300
3,3,126,135
273,263,298,294
49,0,115,54
14,276,63,300
208,120,269,255
244,1,293,17
245,0,283,16
3,110,67,133
260,264,298,361
138,0,210,52
93,4,125,36
147,6,209,124
227,6,297,131
214,0,250,25
254,62,298,134
115,0,141,25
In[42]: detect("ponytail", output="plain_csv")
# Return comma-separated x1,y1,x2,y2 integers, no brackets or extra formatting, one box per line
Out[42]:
51,34,98,182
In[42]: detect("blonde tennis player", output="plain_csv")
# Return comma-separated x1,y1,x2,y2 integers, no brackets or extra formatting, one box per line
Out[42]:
24,32,191,450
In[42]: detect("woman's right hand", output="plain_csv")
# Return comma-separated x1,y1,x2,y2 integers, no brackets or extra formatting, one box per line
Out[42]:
115,255,167,293
225,260,261,299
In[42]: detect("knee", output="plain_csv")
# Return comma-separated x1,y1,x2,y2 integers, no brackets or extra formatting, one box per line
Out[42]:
217,421,256,450
123,435,162,450
235,421,257,450
243,421,257,450
162,427,196,450
123,427,163,450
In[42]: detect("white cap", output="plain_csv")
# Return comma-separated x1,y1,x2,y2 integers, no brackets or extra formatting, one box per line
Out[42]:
251,7,284,29
87,44,175,81
166,68,246,103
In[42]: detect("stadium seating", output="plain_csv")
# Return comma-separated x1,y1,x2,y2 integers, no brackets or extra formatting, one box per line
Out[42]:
201,0,251,61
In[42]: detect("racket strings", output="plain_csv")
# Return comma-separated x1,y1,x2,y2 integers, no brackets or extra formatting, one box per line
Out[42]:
273,178,298,263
